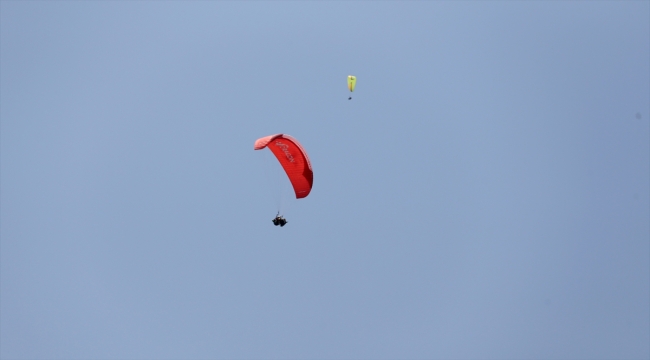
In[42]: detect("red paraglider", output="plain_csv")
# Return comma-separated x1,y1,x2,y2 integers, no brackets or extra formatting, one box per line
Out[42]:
254,134,313,199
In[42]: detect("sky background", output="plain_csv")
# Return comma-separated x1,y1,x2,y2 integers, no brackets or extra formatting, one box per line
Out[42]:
1,1,649,359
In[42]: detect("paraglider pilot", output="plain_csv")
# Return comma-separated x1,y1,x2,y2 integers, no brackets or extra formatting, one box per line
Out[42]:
272,213,287,227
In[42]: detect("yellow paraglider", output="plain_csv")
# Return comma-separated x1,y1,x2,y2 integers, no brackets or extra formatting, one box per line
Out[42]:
347,75,356,100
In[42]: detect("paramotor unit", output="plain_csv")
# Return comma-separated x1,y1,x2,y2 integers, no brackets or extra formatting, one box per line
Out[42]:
272,213,287,227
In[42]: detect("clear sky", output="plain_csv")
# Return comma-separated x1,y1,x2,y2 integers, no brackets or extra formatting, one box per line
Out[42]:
1,1,649,359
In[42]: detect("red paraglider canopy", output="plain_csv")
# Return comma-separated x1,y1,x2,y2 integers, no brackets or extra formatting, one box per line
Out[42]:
254,134,313,199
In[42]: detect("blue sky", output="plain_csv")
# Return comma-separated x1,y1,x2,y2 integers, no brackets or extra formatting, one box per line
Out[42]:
1,1,649,359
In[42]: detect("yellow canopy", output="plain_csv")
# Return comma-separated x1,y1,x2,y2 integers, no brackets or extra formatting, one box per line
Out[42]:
347,75,356,92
